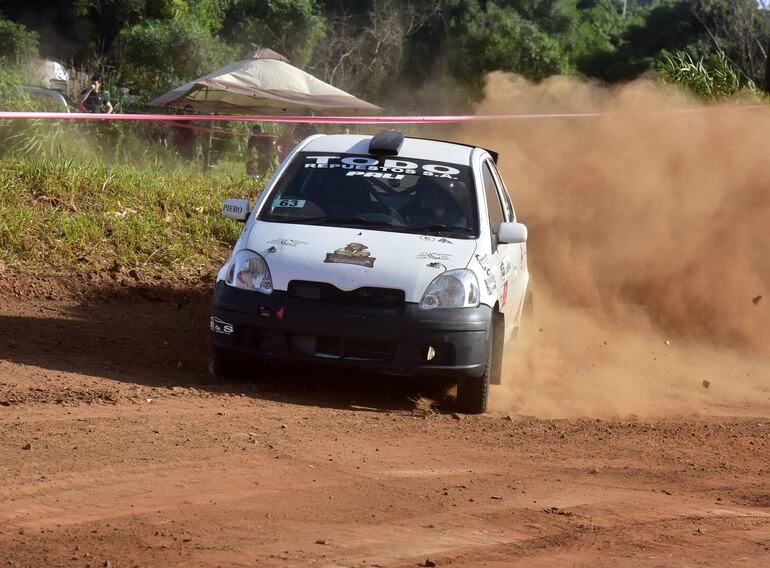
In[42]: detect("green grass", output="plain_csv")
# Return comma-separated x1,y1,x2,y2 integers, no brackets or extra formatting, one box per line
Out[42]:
0,155,266,275
656,50,758,102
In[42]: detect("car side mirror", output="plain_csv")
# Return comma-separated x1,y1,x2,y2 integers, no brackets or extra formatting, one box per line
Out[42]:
221,198,250,222
498,222,528,244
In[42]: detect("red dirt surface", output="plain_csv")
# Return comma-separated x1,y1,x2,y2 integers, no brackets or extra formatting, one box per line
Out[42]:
1,274,770,567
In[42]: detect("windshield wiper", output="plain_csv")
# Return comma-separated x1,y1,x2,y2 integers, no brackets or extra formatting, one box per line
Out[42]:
316,216,395,227
409,224,475,236
267,216,395,227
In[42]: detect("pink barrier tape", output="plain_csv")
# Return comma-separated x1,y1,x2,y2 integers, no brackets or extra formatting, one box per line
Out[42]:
0,111,600,123
0,106,762,124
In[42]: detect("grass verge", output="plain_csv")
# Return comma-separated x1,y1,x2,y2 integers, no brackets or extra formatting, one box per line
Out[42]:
0,156,264,275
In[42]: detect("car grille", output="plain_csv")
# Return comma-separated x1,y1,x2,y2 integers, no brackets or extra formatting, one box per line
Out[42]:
288,280,405,307
289,334,396,362
316,336,395,361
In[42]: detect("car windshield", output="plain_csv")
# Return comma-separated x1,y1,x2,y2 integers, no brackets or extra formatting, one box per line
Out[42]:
259,151,478,238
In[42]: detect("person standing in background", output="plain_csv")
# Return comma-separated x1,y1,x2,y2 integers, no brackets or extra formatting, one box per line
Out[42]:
246,124,277,176
173,105,196,161
79,75,113,114
277,123,296,162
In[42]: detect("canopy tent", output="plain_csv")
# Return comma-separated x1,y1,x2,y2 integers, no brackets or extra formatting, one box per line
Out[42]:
148,49,381,114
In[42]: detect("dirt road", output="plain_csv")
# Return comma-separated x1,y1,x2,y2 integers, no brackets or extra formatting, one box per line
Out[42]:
1,274,769,567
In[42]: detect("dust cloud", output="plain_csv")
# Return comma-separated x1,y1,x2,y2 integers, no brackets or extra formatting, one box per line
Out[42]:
457,72,770,417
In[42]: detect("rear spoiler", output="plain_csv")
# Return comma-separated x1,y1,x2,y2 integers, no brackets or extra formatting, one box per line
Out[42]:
403,134,499,164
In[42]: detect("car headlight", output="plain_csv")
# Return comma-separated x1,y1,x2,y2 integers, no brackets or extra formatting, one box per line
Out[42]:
225,250,273,294
419,269,479,309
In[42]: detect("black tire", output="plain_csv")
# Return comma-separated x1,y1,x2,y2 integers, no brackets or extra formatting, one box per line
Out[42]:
209,349,243,379
457,318,502,414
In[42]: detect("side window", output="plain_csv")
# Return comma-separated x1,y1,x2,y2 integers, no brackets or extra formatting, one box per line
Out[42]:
489,163,515,221
482,162,504,236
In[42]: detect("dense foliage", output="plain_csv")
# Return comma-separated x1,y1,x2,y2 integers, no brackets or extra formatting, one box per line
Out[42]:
1,1,768,107
0,16,39,63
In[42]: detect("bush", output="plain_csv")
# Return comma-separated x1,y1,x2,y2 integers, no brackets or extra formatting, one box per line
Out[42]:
116,18,238,99
0,18,38,64
450,4,569,95
656,50,756,101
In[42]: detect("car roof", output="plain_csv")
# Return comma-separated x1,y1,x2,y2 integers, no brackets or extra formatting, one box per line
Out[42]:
302,134,479,166
16,85,71,112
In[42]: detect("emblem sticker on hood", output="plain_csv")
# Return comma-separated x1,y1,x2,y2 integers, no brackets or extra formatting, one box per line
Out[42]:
268,238,308,247
418,251,452,261
419,236,453,244
324,242,376,268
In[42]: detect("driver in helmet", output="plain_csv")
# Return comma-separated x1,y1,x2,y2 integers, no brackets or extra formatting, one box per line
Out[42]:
402,179,467,228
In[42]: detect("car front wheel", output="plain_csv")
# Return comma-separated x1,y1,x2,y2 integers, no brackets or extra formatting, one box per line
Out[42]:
209,349,243,379
456,317,502,414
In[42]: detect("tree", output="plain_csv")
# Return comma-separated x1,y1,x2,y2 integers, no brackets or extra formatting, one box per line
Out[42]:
693,0,770,85
0,17,39,63
572,0,636,67
578,0,714,80
310,0,440,97
221,0,325,66
2,0,769,106
761,0,770,89
447,3,569,92
115,17,238,98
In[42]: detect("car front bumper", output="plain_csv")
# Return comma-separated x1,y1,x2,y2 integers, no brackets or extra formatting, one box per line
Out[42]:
210,281,492,378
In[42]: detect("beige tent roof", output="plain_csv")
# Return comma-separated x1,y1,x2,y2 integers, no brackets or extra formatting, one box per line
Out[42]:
148,49,381,114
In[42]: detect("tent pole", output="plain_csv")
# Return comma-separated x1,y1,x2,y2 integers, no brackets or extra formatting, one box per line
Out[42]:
203,87,212,174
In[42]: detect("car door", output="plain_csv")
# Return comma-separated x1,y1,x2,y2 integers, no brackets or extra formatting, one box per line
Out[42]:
480,160,517,338
488,161,527,328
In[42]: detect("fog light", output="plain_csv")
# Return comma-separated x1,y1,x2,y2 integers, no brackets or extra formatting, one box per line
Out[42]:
425,346,436,361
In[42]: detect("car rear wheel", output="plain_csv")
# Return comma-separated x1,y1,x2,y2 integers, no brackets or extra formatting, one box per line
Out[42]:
456,318,502,414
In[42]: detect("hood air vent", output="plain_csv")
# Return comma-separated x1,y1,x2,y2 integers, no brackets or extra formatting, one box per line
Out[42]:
369,129,404,156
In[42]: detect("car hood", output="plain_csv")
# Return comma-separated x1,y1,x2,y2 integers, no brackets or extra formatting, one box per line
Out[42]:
243,221,477,303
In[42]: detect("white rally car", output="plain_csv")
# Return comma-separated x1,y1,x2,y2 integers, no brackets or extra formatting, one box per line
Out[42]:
211,129,529,413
